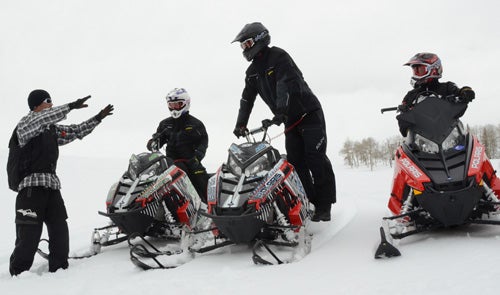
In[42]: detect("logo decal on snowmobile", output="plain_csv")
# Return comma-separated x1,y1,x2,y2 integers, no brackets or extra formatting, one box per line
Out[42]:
255,143,267,153
471,146,483,169
17,209,37,218
400,158,423,178
252,172,282,201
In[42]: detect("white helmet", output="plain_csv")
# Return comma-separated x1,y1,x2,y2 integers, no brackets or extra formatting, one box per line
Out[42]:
166,88,190,118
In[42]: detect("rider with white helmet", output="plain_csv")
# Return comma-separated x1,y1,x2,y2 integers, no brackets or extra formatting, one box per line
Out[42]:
147,88,209,202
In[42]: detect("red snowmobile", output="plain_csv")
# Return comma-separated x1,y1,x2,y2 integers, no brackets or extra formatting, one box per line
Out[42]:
375,93,500,258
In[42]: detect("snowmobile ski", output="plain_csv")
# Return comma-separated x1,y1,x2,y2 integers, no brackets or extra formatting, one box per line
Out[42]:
374,227,401,259
127,233,187,270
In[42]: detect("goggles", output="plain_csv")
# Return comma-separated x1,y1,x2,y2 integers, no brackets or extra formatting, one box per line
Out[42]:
167,100,185,110
240,38,255,50
411,64,432,78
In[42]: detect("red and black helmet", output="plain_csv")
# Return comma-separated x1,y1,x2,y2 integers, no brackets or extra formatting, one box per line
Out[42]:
404,52,442,87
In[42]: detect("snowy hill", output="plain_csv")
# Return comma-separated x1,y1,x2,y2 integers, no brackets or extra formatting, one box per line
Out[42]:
1,152,500,295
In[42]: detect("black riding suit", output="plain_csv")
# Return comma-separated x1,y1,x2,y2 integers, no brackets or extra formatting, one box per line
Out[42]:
235,46,336,210
153,112,209,202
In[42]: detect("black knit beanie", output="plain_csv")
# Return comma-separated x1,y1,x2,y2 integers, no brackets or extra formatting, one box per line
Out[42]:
28,89,51,110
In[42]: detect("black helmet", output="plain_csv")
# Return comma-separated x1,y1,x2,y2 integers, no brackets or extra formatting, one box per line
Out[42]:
232,22,270,61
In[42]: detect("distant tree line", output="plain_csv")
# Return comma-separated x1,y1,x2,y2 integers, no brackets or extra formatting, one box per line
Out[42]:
340,124,500,170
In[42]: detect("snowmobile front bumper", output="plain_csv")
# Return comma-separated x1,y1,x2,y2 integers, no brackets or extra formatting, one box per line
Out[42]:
99,208,156,236
416,180,483,227
200,210,265,244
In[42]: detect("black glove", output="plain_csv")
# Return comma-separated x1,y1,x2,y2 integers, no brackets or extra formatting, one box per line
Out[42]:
233,126,248,138
458,86,475,102
397,104,409,113
69,95,91,110
146,138,158,151
262,119,273,128
96,104,114,121
271,113,287,126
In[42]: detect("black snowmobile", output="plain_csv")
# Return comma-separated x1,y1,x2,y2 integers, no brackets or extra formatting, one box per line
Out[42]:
90,151,205,265
196,122,313,264
375,93,500,258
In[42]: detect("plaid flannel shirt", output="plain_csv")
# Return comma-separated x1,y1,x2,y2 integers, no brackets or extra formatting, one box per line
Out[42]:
16,104,100,191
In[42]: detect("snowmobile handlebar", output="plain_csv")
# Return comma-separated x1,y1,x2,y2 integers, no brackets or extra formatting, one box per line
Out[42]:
380,107,399,114
243,122,270,143
381,92,463,114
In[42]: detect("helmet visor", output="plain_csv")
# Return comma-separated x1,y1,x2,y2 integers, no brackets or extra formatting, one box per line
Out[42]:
411,64,430,78
240,38,255,50
168,100,185,111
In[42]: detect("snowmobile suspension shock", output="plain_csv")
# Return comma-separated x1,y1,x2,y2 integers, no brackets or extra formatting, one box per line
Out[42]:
482,181,500,203
272,201,296,241
162,201,176,223
401,188,414,215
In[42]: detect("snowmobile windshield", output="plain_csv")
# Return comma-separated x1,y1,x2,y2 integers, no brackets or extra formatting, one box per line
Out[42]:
398,95,468,145
227,142,273,177
127,152,168,181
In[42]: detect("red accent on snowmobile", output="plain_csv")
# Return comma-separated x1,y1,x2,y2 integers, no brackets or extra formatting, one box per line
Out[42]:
176,200,192,225
388,146,431,215
467,137,500,196
288,202,303,227
468,137,487,181
248,160,293,210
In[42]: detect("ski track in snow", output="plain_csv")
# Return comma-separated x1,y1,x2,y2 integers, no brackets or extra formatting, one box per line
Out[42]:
308,196,357,252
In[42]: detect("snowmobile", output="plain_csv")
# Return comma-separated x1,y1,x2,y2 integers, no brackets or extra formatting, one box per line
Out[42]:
89,151,204,266
375,93,500,258
195,122,313,265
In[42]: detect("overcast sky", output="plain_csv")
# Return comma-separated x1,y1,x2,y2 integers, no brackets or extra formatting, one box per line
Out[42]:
1,0,500,170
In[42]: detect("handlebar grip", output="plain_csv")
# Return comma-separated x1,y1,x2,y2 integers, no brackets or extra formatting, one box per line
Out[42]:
380,107,398,114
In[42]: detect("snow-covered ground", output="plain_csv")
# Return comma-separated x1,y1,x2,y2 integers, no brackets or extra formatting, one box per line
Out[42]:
1,150,499,295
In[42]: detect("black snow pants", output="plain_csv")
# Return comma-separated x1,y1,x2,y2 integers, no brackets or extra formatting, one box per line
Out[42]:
174,159,209,203
285,109,337,211
9,187,69,276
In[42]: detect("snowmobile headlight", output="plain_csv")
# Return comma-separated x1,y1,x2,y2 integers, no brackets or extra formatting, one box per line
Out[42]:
228,156,243,176
442,127,464,151
414,134,439,154
244,154,270,177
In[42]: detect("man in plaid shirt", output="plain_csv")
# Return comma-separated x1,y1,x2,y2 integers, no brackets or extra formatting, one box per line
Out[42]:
9,89,113,276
